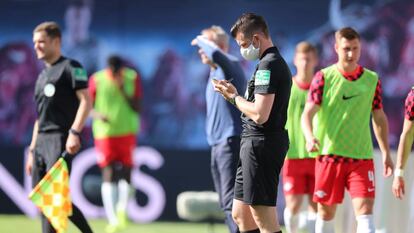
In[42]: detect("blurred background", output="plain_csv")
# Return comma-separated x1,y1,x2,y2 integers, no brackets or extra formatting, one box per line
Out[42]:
0,0,414,231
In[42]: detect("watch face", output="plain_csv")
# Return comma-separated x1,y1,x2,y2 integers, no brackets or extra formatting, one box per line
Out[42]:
44,83,55,97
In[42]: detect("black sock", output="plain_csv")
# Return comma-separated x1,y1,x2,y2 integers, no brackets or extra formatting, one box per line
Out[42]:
241,229,260,233
69,203,94,233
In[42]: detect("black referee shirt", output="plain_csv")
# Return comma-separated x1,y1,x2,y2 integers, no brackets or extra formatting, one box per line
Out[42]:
34,56,88,133
241,47,292,136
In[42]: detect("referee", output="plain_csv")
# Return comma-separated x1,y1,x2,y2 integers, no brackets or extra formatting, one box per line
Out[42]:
213,13,292,233
25,21,93,233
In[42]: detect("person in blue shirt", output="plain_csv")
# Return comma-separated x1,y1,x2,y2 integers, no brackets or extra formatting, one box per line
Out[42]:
192,25,246,233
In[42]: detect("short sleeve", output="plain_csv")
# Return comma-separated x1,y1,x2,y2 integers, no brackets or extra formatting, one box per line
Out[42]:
405,89,414,121
372,79,383,110
307,71,325,105
134,73,142,99
67,60,88,90
253,60,278,94
88,75,96,102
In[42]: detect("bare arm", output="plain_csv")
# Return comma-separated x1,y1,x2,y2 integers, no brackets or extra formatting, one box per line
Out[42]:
25,120,39,175
71,89,92,132
66,89,92,155
118,89,141,113
396,119,414,170
234,93,274,125
372,109,393,177
392,118,414,199
301,102,320,152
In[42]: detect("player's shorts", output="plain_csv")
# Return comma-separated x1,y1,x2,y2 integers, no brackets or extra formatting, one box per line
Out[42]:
282,158,315,195
94,134,136,168
234,132,288,206
313,155,375,205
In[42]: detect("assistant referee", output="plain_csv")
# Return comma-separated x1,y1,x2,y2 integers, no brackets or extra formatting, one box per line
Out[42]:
26,21,93,233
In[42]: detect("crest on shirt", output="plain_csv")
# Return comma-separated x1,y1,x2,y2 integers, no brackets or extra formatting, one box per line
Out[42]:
72,68,87,81
44,83,55,97
255,70,270,86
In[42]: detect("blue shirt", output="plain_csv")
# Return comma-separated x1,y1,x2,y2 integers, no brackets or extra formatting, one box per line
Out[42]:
205,51,246,145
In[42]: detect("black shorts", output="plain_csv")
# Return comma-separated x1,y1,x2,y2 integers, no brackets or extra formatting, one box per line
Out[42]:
32,132,72,187
234,133,288,206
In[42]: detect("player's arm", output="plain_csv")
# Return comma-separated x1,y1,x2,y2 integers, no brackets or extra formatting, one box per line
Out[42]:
371,79,393,177
372,109,393,175
301,102,320,152
392,118,414,199
301,71,324,152
117,76,141,113
26,120,39,175
392,89,414,199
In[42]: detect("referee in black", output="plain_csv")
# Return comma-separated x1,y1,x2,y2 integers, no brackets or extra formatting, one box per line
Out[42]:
25,21,93,233
213,13,291,233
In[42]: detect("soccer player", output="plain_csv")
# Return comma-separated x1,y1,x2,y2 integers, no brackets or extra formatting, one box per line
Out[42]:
26,21,93,233
191,25,246,233
301,27,394,233
392,88,414,200
89,55,141,233
213,13,292,233
283,41,318,233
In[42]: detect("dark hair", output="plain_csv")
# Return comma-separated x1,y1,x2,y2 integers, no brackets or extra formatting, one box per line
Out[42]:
107,55,124,74
230,13,269,39
335,27,360,41
33,21,62,39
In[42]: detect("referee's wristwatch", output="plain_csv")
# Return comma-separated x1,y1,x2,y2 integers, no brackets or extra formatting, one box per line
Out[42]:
69,128,81,137
229,94,238,106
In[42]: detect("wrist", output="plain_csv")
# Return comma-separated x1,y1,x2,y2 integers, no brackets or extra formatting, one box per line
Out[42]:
228,94,239,106
69,128,81,137
395,168,404,177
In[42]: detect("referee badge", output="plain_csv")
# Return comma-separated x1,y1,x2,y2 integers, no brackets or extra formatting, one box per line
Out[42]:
44,83,56,97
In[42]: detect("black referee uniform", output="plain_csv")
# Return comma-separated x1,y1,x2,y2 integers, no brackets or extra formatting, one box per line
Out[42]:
234,47,292,206
33,56,93,233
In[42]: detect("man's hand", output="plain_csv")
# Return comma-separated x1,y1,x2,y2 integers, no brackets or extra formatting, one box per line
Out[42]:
66,133,81,155
392,176,405,200
212,79,238,101
382,154,394,177
25,149,34,176
305,137,320,152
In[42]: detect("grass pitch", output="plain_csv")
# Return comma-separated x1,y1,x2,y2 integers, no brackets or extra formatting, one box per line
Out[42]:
0,215,229,233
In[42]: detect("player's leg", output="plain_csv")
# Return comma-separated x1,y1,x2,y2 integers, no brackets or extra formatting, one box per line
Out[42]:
315,203,336,233
306,194,318,233
114,163,132,228
348,159,376,233
95,138,118,231
313,156,346,233
114,137,135,229
306,158,318,233
284,194,304,233
282,159,307,233
101,165,118,230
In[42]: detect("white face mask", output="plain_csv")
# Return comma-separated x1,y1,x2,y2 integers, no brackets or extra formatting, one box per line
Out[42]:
240,39,260,61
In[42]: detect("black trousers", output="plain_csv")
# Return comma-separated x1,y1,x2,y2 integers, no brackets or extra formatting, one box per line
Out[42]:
211,136,240,233
32,132,93,233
